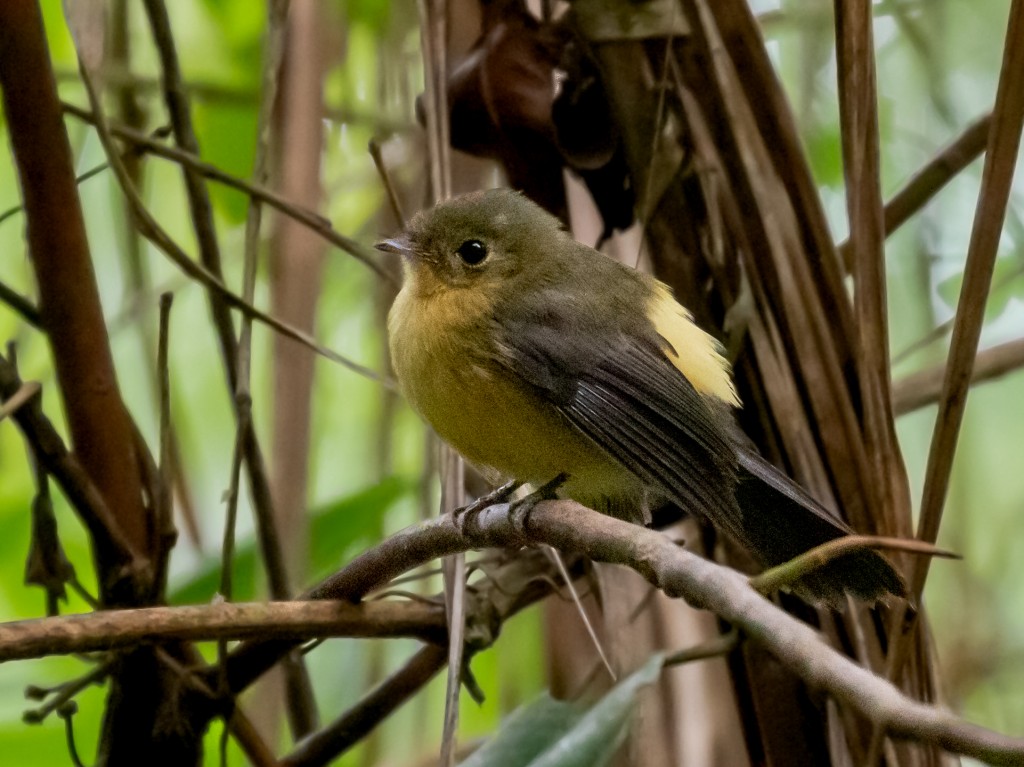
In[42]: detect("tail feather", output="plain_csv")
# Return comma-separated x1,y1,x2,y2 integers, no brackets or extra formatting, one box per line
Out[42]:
733,450,906,604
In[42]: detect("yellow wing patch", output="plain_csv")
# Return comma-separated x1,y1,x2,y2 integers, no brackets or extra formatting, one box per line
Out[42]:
647,283,740,407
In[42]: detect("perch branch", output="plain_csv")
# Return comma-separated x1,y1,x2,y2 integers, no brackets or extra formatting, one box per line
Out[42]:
313,503,1024,765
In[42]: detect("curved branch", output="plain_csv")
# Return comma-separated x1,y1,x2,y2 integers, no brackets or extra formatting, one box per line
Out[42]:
283,501,1021,765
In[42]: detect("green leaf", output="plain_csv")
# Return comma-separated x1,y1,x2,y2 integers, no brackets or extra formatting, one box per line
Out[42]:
459,655,663,767
307,475,412,579
169,476,411,605
527,655,663,767
459,696,584,767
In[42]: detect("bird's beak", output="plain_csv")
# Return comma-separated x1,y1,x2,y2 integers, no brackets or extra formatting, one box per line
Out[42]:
375,236,413,259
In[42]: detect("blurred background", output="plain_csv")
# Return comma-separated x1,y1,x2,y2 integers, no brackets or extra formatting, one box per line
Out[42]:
0,0,1021,764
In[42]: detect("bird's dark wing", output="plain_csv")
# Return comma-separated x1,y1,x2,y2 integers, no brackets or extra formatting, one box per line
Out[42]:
493,301,905,602
492,305,749,544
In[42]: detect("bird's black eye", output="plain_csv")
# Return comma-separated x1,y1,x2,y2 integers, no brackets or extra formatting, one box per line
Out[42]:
456,239,488,266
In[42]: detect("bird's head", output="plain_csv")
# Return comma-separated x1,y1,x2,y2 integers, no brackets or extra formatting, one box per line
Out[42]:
376,188,569,296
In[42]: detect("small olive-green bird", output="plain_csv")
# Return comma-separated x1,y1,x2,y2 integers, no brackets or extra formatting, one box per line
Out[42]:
379,188,904,602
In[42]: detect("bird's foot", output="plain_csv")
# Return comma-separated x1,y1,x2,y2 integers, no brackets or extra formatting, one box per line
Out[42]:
453,479,522,534
509,473,569,536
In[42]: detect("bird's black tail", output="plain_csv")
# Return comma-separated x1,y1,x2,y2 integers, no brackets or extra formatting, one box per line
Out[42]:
733,450,906,604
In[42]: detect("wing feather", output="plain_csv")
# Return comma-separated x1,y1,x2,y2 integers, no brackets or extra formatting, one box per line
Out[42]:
495,304,747,540
490,283,903,601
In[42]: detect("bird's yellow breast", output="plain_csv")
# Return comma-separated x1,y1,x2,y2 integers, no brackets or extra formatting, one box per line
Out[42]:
388,279,626,496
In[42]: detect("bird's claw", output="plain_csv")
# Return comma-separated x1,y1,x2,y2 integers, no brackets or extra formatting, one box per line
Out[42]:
453,479,521,534
508,473,569,536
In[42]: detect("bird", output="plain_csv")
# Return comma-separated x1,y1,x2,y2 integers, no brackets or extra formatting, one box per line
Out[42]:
378,188,905,603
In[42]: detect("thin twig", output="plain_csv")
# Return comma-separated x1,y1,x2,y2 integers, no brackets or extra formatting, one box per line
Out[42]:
54,66,410,131
416,2,461,763
58,703,85,767
217,416,247,679
368,137,406,224
835,0,911,536
279,644,449,767
238,0,289,397
24,445,74,615
0,160,109,228
893,264,1024,366
439,452,466,767
542,545,616,681
0,381,41,422
750,536,958,596
136,21,373,733
836,113,991,270
230,0,323,739
894,337,1024,415
0,281,42,328
663,628,739,667
914,0,1024,627
65,98,389,386
22,659,114,724
153,293,176,598
107,19,204,552
0,353,142,575
62,102,394,284
223,706,280,767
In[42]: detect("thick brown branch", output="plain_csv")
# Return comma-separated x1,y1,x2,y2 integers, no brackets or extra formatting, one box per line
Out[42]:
0,0,150,603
